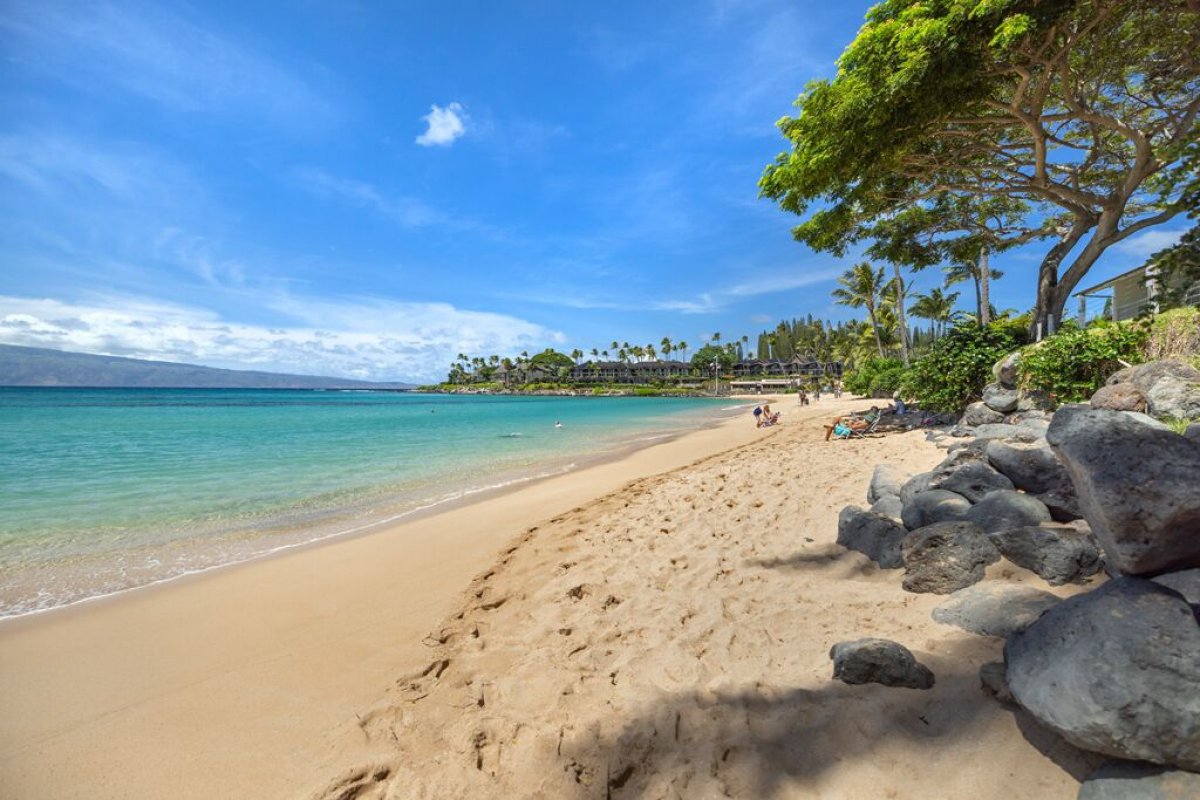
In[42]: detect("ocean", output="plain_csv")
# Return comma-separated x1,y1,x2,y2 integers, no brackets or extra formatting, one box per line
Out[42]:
0,388,739,618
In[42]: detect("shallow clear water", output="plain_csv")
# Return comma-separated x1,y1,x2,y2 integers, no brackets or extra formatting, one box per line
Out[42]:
0,388,738,617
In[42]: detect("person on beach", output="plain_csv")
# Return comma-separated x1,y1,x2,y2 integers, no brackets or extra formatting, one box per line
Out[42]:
760,403,780,426
753,405,763,427
892,390,906,415
823,406,879,440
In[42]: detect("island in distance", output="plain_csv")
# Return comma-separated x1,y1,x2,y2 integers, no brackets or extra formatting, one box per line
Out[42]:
0,345,416,390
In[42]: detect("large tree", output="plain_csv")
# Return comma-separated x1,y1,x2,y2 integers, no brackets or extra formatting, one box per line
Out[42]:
761,0,1200,336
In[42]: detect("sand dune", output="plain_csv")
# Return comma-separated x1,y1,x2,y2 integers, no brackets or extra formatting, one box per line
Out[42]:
309,403,1088,799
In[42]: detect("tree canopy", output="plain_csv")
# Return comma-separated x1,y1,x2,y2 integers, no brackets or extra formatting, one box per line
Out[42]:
761,0,1200,334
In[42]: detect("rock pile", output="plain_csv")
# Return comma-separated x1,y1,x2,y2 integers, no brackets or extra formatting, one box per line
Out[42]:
831,359,1200,787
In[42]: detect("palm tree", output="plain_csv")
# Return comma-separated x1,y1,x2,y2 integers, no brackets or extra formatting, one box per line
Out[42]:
570,348,583,365
944,258,1004,326
910,287,961,339
711,332,721,345
832,262,887,358
646,344,657,361
660,337,672,361
590,348,599,361
677,341,689,361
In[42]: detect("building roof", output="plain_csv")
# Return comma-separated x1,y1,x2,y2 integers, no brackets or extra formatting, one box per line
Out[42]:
1077,264,1146,295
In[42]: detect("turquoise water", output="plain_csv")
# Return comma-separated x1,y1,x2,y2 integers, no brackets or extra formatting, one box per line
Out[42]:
0,388,737,617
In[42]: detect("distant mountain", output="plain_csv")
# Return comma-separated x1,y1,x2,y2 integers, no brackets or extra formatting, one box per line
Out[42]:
0,345,416,389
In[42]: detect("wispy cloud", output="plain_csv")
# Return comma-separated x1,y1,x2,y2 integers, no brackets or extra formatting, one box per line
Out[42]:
416,102,467,147
0,293,562,383
1113,228,1185,261
0,0,334,127
525,267,844,315
290,167,443,228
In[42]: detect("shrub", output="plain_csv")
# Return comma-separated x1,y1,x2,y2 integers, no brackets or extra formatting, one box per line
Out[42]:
1145,307,1200,369
900,324,1018,412
843,358,906,398
1019,320,1149,403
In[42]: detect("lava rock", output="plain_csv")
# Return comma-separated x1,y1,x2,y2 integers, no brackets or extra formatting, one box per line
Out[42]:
932,583,1061,637
971,423,1042,442
1187,423,1200,444
1091,383,1148,413
898,472,933,507
829,638,934,690
1108,359,1200,421
1035,486,1085,523
985,439,1072,495
1006,577,1200,770
990,525,1102,585
869,495,904,522
901,489,972,531
1016,388,1056,412
979,661,1016,706
993,351,1021,388
1078,760,1200,800
1152,568,1200,607
965,490,1052,534
983,382,1020,414
901,521,1000,594
837,506,908,569
962,401,1006,427
1046,405,1200,576
927,460,1015,504
867,463,909,505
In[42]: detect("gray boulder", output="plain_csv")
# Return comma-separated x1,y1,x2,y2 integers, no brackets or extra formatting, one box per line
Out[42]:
901,489,972,531
830,638,934,690
979,661,1015,706
1016,388,1056,412
962,401,1006,427
985,439,1072,495
1016,416,1052,437
971,423,1042,442
867,463,909,505
1078,760,1200,800
901,520,1001,594
932,583,1061,637
993,351,1021,388
927,459,1015,504
990,524,1102,585
965,490,1052,534
983,382,1020,414
1009,409,1051,425
1091,383,1148,413
1186,423,1200,444
837,506,908,569
1006,578,1200,770
1152,568,1200,606
898,472,933,507
1047,405,1200,575
869,495,903,522
1108,359,1200,420
1034,486,1084,523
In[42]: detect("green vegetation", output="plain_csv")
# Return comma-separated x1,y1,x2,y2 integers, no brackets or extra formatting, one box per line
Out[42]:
843,358,906,399
899,324,1019,413
1018,321,1150,404
1146,307,1200,369
761,0,1199,335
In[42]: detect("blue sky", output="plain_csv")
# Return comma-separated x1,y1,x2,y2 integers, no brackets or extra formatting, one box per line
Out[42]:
0,0,1186,383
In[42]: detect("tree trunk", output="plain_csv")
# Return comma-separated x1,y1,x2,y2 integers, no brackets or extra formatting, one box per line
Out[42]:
867,305,885,358
893,263,910,365
1034,219,1093,339
978,246,991,327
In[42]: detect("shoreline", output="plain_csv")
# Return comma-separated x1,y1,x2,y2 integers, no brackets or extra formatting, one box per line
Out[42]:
0,393,749,621
0,392,816,798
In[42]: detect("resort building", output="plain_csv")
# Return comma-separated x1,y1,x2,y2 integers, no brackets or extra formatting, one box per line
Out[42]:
1076,265,1200,322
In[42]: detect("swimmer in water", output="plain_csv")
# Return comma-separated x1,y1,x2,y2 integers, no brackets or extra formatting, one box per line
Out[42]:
554,421,563,428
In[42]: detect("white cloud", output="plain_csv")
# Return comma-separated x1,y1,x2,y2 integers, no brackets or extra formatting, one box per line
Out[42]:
0,294,561,384
1113,228,1185,261
291,167,442,228
416,102,467,147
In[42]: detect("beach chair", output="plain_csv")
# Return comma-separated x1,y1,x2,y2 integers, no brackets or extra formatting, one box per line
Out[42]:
848,415,881,438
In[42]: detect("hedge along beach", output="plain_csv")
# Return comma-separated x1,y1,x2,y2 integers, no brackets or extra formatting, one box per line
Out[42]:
2,395,1092,799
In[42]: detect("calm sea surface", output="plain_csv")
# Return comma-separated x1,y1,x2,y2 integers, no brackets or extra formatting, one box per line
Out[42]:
0,388,739,618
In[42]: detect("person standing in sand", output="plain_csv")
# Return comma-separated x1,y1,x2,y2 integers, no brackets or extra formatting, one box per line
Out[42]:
753,406,763,427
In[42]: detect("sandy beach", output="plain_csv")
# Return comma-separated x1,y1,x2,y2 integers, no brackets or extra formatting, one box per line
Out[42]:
0,397,1087,798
